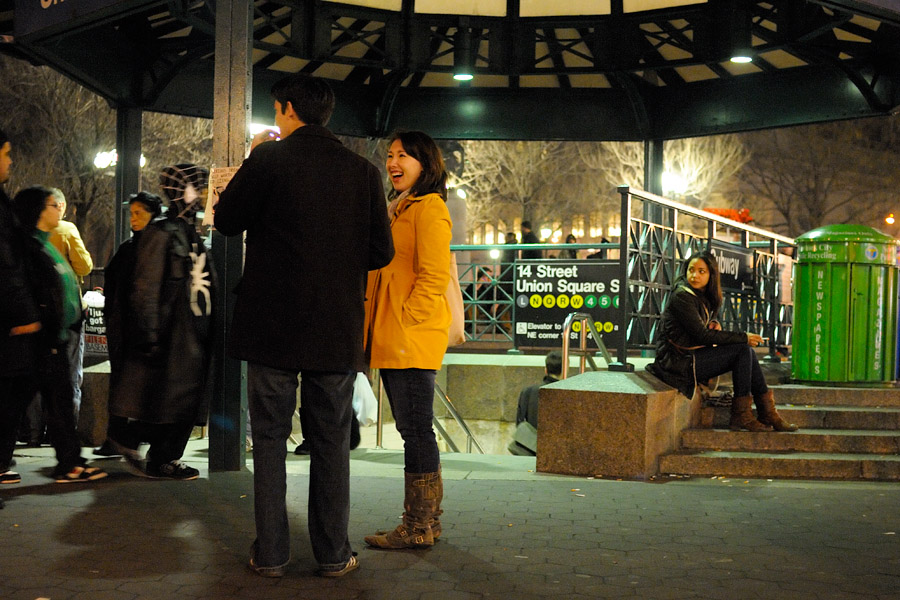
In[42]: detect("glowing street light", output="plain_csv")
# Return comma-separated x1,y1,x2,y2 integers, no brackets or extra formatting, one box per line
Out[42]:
886,213,895,225
93,150,146,169
662,171,688,196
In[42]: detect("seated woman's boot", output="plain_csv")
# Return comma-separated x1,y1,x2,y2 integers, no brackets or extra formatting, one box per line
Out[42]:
755,390,799,432
729,395,773,432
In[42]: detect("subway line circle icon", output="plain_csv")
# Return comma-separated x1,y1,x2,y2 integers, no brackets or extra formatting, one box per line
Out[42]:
865,244,878,260
543,294,556,308
529,294,542,308
556,294,570,309
570,295,584,308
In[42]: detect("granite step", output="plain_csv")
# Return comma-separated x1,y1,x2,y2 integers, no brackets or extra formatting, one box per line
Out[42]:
681,428,900,454
705,405,900,430
779,405,900,429
659,450,900,481
771,384,900,407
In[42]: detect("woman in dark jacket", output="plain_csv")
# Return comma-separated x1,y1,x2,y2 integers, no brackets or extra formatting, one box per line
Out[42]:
96,191,162,458
647,251,797,432
107,165,215,480
12,186,108,482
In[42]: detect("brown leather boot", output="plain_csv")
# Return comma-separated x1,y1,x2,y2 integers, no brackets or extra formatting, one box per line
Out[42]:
365,470,441,549
755,390,799,432
428,466,443,540
729,395,773,432
373,467,443,540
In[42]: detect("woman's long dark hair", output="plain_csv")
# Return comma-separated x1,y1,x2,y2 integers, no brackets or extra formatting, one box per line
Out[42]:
682,251,723,314
388,130,448,201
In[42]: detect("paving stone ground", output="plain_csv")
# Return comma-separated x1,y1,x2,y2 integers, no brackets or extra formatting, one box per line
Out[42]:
1,441,899,600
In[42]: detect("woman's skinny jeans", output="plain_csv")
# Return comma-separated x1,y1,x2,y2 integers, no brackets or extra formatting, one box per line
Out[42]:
693,343,768,398
380,368,440,473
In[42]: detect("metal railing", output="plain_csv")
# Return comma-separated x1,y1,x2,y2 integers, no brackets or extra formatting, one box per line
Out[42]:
560,312,613,378
372,369,484,454
433,382,485,454
612,186,796,371
449,190,795,365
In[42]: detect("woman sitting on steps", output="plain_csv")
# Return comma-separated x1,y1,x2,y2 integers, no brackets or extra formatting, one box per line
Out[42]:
646,251,798,433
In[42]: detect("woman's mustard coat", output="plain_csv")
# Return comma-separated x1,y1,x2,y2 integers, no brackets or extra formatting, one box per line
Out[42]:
365,192,452,370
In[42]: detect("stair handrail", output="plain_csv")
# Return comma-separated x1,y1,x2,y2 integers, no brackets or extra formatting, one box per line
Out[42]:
373,369,485,454
561,312,613,379
434,382,486,454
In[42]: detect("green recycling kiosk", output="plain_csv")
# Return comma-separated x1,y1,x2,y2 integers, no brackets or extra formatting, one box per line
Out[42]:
793,225,899,384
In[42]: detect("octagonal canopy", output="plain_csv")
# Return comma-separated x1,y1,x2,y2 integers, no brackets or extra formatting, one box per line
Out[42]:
2,0,899,140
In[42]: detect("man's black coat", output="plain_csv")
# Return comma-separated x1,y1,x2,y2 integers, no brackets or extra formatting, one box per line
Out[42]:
0,187,40,377
215,125,393,372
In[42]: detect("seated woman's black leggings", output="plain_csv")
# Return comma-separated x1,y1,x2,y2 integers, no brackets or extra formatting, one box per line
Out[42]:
693,343,768,398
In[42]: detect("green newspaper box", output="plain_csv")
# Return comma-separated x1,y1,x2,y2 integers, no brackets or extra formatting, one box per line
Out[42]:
793,225,898,383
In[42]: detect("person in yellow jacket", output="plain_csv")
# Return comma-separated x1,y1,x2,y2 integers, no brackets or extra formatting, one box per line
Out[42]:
364,131,452,549
48,188,93,424
48,189,93,284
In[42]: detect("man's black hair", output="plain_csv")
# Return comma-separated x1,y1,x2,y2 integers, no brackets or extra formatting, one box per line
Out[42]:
545,350,562,376
271,74,335,127
12,185,54,230
521,221,532,230
0,128,8,148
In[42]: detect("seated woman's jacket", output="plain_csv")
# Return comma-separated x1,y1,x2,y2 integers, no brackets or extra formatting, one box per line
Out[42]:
646,284,747,397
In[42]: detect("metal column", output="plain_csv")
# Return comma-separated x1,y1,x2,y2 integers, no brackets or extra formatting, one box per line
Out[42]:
113,107,142,249
642,138,664,224
209,0,252,472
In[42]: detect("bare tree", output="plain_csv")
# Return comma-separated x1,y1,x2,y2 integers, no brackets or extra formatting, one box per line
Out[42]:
0,55,117,261
575,135,750,206
456,140,594,234
736,120,900,237
0,55,213,263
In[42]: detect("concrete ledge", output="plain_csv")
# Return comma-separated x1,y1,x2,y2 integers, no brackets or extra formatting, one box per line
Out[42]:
80,360,111,446
535,370,689,479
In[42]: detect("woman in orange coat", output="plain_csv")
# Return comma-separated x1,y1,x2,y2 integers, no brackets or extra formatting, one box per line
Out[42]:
364,131,452,549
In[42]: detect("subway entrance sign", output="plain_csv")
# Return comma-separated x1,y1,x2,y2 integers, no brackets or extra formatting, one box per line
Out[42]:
513,260,622,349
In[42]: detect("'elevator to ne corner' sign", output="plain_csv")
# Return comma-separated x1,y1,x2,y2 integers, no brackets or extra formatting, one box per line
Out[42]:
513,260,622,349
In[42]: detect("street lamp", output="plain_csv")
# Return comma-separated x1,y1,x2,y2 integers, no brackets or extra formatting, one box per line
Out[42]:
662,170,688,196
93,150,146,169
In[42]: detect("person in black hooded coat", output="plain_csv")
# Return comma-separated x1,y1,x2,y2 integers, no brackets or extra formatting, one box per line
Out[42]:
107,165,216,480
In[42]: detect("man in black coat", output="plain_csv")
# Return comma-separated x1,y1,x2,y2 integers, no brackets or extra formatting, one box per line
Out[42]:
215,74,393,578
520,220,543,259
0,129,42,485
508,350,562,456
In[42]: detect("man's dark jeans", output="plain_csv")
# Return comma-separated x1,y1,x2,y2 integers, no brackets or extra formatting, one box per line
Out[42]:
1,329,83,475
0,374,34,472
247,362,355,570
693,343,767,398
380,368,440,473
43,330,84,474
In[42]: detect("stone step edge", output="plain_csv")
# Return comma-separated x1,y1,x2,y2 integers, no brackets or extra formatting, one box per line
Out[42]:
768,387,900,407
663,449,900,460
679,429,900,454
659,451,900,480
685,427,900,437
775,405,900,412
